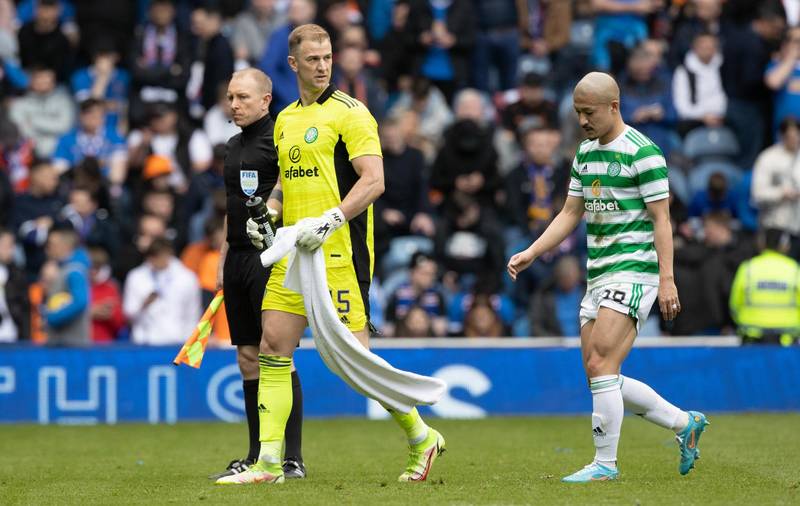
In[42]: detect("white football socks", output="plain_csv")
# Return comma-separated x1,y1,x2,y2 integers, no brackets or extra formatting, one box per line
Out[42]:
590,375,624,469
621,375,688,432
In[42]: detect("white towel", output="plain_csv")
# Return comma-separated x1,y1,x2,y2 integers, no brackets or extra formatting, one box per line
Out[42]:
260,226,446,413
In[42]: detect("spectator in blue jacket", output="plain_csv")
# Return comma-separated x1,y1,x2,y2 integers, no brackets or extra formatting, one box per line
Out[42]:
406,0,477,102
52,98,127,180
687,171,738,219
258,0,317,114
16,0,75,27
591,0,657,74
764,27,800,135
41,226,91,345
70,37,130,130
366,0,394,44
620,43,677,158
384,252,448,337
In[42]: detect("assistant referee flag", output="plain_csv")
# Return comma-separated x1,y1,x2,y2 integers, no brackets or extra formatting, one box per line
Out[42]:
173,290,225,368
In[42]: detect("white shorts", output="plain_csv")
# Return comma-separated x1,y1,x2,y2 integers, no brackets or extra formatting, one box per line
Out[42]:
579,282,658,333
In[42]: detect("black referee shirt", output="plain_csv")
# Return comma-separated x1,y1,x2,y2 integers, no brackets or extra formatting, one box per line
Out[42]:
223,113,279,250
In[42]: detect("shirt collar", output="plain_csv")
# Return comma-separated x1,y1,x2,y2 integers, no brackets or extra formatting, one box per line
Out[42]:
316,83,337,105
294,84,337,108
241,113,271,139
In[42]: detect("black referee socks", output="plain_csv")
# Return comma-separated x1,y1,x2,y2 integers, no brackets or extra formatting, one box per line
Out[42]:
243,379,260,462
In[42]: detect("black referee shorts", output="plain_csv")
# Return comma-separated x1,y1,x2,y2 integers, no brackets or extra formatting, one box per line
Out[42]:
222,248,270,346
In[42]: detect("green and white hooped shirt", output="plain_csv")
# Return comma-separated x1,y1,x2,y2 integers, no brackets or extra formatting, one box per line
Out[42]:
568,126,669,290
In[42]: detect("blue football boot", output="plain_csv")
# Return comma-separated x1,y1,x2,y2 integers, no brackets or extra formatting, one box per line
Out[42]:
676,411,710,475
562,462,619,483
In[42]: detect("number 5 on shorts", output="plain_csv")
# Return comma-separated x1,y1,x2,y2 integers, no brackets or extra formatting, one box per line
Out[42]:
334,290,350,314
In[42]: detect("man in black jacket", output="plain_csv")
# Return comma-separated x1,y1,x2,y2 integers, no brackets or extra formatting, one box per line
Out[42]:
12,159,64,280
374,116,434,264
18,0,73,81
129,0,191,126
721,2,786,168
189,4,235,117
672,210,755,334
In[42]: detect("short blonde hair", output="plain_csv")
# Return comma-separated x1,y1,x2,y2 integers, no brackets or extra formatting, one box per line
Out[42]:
231,68,273,95
288,23,330,56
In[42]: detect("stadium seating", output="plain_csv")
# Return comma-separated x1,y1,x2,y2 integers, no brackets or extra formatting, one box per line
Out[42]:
683,127,743,194
380,235,434,276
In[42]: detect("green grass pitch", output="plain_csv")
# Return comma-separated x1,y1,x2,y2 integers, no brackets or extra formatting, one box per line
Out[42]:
2,414,798,505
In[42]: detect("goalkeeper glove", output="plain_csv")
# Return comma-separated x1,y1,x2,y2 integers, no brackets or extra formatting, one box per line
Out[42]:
246,207,278,249
295,207,345,251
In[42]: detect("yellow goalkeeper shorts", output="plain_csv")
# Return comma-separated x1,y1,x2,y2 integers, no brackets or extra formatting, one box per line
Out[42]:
261,256,369,332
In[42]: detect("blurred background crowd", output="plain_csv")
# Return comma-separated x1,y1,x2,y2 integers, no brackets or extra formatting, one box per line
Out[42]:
0,0,796,344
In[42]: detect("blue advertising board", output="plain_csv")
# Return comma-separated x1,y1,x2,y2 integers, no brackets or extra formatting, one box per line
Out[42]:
1,344,798,424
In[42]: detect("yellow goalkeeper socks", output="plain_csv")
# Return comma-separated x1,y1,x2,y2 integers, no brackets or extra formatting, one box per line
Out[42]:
257,354,293,463
387,407,429,446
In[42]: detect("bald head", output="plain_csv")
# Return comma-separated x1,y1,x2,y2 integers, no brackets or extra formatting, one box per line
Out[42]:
231,68,272,95
573,72,624,142
454,88,485,122
574,72,619,105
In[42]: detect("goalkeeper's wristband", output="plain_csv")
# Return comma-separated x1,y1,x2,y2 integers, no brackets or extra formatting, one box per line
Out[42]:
324,207,346,230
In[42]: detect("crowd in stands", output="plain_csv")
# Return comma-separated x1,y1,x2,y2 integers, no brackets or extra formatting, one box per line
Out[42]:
0,0,798,343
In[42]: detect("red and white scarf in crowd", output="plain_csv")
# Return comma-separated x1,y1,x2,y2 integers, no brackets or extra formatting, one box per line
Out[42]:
142,24,177,67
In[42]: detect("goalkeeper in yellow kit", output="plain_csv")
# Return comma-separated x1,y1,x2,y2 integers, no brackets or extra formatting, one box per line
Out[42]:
216,23,445,486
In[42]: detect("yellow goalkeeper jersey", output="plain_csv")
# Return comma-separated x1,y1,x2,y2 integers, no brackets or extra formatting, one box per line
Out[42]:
274,84,382,280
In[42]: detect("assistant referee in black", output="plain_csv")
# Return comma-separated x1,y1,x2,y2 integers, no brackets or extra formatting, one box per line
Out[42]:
209,68,305,480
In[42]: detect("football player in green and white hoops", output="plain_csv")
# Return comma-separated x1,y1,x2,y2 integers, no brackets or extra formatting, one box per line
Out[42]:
508,72,709,483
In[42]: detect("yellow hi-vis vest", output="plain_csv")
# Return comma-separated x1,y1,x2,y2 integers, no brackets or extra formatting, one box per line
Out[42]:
729,250,800,344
